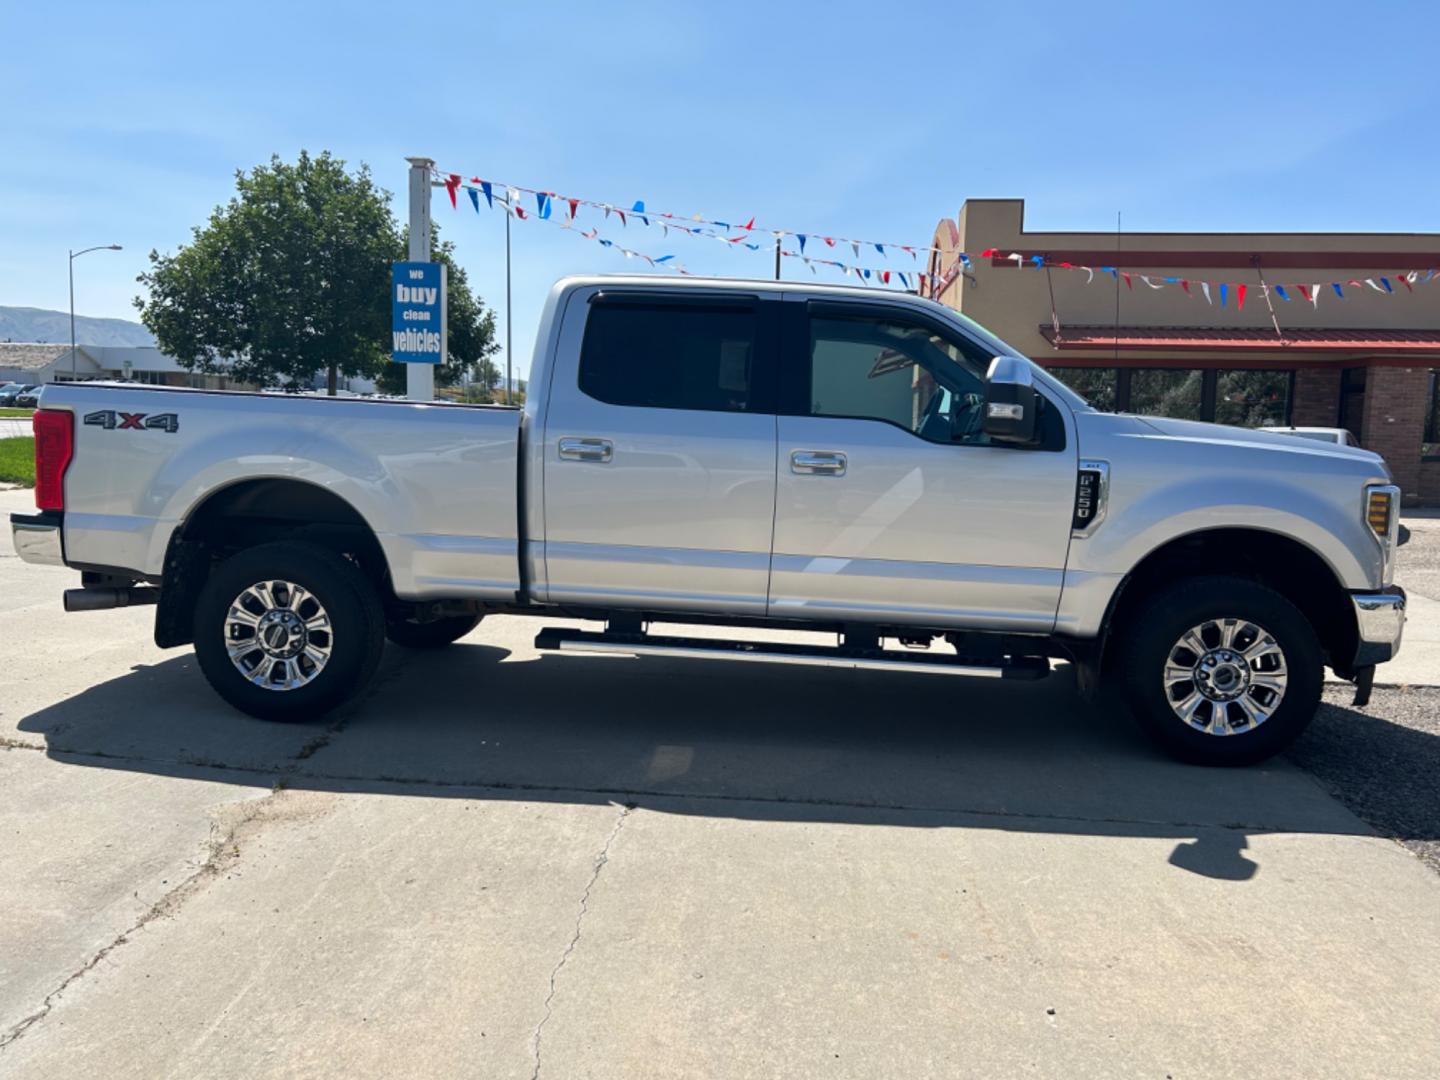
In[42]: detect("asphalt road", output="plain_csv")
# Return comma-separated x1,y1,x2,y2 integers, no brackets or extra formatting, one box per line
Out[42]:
2,486,1438,1079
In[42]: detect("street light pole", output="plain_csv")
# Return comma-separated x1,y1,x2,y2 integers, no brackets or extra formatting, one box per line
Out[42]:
68,244,122,380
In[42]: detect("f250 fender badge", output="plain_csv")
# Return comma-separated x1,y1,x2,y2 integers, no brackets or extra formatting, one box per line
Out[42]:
83,410,179,434
1072,460,1110,535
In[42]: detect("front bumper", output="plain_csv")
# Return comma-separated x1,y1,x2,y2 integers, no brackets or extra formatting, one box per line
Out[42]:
10,512,64,567
1351,587,1406,667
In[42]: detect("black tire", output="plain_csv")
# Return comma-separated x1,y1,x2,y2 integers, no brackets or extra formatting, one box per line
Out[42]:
1118,575,1323,766
193,541,385,721
385,613,482,649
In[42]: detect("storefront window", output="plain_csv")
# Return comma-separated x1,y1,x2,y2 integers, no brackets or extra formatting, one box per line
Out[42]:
1424,369,1439,459
1129,369,1204,420
1051,368,1117,411
1215,370,1292,429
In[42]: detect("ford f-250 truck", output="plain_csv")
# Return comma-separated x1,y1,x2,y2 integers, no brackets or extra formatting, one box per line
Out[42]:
11,276,1407,764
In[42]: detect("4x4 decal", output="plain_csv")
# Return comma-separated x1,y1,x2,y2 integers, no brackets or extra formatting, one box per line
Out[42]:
83,410,179,434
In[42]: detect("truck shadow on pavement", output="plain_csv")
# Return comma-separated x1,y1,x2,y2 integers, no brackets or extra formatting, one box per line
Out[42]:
18,641,1407,883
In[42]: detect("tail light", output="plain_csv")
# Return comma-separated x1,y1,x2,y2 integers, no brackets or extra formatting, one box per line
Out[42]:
33,409,74,511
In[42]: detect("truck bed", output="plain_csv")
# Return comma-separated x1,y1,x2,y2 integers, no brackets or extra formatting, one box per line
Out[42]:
46,383,522,601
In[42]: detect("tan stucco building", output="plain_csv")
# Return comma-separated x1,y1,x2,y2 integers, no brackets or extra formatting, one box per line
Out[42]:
927,200,1440,504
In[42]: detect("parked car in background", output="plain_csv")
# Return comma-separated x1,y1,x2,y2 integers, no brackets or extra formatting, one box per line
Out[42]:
0,383,38,407
1266,426,1359,447
12,386,43,409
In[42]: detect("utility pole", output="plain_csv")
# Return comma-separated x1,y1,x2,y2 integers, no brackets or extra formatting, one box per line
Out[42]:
68,244,122,380
774,234,782,281
404,157,435,402
505,201,513,405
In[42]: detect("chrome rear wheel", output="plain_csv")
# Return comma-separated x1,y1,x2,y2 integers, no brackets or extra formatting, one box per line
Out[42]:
223,579,335,691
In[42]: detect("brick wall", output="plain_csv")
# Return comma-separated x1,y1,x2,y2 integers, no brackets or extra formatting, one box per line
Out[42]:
1360,365,1429,503
1421,460,1440,508
1290,367,1341,427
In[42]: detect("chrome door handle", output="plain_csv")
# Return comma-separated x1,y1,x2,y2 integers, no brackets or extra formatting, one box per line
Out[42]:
558,437,614,463
791,450,847,476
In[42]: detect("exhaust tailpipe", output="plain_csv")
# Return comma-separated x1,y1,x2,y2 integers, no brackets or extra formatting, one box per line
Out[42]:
63,587,161,613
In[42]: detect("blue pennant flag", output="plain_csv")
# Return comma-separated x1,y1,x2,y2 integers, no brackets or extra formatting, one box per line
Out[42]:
1101,267,1117,277
1220,283,1229,307
632,201,648,225
797,234,807,253
959,254,971,268
1165,277,1179,284
1332,283,1345,298
1030,255,1045,268
862,268,871,279
875,243,885,256
1274,285,1289,301
537,193,552,219
1380,277,1394,293
897,271,910,288
655,255,674,263
480,181,493,208
468,188,480,213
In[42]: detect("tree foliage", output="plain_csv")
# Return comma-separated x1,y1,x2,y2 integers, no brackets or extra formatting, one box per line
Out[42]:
137,151,498,393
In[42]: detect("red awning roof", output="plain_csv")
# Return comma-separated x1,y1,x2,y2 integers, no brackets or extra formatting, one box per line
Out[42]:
1040,325,1440,354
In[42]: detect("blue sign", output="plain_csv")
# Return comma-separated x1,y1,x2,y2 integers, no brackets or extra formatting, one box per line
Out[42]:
391,261,447,364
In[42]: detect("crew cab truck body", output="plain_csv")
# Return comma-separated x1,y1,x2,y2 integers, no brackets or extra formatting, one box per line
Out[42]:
11,275,1407,764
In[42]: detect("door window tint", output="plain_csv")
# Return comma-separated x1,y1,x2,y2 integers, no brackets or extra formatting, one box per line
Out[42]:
809,315,991,444
579,302,759,412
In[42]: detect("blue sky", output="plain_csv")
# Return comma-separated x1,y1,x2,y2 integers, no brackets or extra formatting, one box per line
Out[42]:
3,0,1437,377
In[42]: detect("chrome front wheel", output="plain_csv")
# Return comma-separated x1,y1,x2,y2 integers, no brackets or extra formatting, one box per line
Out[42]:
224,579,335,691
1162,618,1288,736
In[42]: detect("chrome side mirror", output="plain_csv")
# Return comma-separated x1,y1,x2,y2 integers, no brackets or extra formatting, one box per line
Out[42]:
982,355,1039,445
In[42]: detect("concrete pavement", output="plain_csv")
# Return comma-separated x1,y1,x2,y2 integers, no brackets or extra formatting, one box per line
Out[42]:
2,486,1439,1078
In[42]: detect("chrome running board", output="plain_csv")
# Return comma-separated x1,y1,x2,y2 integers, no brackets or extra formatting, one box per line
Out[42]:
533,628,1049,680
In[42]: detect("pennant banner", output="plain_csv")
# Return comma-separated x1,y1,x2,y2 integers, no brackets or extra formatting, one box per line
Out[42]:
444,167,1440,308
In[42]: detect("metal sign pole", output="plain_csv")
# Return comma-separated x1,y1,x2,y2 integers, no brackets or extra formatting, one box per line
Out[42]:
404,157,435,402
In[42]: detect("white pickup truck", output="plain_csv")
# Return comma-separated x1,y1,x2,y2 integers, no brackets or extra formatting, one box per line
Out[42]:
11,276,1406,764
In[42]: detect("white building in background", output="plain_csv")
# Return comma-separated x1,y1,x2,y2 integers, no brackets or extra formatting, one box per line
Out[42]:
0,344,377,395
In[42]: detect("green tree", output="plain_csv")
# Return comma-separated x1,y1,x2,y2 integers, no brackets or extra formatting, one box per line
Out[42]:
137,151,498,396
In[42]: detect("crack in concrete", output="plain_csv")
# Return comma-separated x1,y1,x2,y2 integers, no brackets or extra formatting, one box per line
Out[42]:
529,801,632,1080
0,788,292,1053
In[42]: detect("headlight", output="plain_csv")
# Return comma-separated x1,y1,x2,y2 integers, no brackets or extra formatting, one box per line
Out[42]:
1365,484,1400,585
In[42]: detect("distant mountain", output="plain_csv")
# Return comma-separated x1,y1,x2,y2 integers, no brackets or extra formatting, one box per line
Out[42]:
0,306,155,348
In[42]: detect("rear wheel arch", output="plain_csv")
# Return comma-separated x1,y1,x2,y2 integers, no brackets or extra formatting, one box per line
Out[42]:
155,477,393,648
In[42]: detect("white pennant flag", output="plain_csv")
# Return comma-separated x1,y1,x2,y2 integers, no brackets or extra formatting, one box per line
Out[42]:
851,241,861,259
1080,266,1094,284
1201,281,1213,304
1140,275,1164,289
1311,284,1321,309
1365,278,1384,292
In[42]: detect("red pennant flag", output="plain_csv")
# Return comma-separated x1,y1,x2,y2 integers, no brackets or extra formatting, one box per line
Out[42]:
445,174,460,208
1121,271,1133,290
617,210,626,227
568,198,579,219
1181,280,1191,295
823,237,835,247
1058,261,1072,269
918,273,927,291
743,216,755,230
1297,284,1312,303
881,270,891,284
1399,275,1414,292
1237,284,1248,310
980,248,997,258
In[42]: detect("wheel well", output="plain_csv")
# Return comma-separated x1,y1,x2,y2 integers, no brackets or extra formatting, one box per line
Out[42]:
155,478,391,648
1102,528,1357,673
